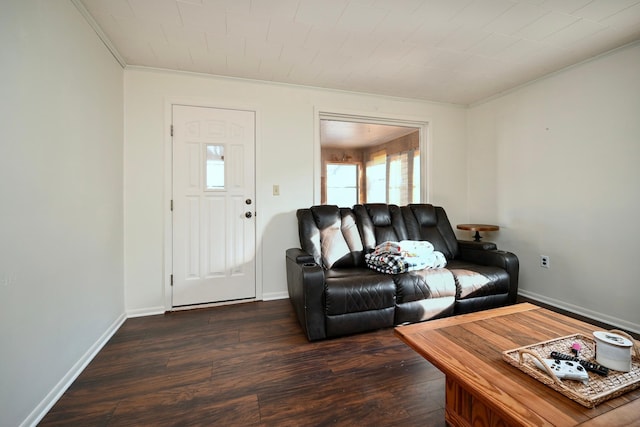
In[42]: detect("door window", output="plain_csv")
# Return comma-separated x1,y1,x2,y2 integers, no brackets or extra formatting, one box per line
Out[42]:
205,144,225,190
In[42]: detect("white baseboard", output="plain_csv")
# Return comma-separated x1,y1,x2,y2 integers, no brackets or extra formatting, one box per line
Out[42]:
519,290,640,335
126,306,166,318
21,312,127,427
262,291,289,301
128,295,290,315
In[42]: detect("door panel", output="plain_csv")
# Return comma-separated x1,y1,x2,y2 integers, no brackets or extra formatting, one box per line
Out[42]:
172,105,256,307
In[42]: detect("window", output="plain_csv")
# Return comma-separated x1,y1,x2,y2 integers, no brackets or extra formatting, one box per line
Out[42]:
365,151,386,203
412,150,420,204
387,152,404,204
326,163,359,206
367,149,420,205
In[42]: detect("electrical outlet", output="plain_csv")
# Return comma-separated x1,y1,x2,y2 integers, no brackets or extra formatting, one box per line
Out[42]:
540,255,550,268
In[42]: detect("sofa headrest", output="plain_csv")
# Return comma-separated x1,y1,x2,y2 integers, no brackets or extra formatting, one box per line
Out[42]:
310,204,341,228
299,205,364,269
401,205,459,259
354,203,408,250
408,204,437,227
364,203,393,226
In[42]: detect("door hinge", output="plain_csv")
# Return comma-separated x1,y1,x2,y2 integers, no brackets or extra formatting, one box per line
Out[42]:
170,274,173,286
170,200,173,211
170,124,174,137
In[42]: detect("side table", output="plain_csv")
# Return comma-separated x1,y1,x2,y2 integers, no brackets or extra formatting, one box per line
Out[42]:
456,223,499,242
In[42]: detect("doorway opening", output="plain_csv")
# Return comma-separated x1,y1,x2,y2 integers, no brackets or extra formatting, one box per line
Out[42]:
318,114,427,207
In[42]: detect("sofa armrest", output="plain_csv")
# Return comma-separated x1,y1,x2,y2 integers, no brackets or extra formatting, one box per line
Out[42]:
457,241,520,304
287,247,316,265
286,248,327,341
458,239,497,251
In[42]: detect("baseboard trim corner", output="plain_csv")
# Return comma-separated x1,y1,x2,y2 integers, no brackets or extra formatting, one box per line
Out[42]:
126,306,166,318
21,312,127,427
262,291,289,301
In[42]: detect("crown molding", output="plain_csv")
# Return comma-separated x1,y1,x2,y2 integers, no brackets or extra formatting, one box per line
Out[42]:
71,0,126,68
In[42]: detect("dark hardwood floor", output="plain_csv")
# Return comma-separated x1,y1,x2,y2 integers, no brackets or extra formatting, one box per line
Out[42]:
40,297,637,426
40,299,446,426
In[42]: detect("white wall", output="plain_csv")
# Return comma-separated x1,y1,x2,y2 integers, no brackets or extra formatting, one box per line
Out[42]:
124,68,468,313
0,1,124,426
467,43,640,333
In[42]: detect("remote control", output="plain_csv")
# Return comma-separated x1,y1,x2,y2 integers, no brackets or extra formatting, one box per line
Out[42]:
533,358,589,383
550,351,609,376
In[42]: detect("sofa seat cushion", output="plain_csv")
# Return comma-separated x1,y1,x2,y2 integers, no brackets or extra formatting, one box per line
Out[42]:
392,268,457,325
447,260,510,300
394,268,456,303
325,268,396,316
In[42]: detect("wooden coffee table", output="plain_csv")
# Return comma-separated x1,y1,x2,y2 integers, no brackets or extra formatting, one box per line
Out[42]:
394,303,640,427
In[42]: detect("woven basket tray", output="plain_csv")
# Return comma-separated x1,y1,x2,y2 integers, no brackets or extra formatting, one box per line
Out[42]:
502,331,640,408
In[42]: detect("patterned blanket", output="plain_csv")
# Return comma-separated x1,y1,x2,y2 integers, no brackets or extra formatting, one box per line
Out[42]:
365,240,446,274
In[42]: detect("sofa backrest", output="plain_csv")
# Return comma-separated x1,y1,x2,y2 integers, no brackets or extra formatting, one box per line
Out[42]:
401,204,459,259
296,203,461,268
297,205,365,269
353,204,409,251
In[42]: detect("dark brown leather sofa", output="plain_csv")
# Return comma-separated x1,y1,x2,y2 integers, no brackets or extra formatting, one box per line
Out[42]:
286,203,519,341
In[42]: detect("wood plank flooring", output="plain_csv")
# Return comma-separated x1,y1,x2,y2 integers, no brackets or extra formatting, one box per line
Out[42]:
40,299,446,426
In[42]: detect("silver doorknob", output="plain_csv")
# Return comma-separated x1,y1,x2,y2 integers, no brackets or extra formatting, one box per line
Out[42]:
245,212,252,218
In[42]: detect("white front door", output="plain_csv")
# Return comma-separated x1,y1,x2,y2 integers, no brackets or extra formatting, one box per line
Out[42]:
172,105,256,307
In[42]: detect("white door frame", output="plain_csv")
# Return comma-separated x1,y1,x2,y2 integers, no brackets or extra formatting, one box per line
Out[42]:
163,98,263,311
314,106,431,205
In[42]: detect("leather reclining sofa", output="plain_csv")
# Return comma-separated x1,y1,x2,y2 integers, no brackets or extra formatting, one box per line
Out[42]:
286,203,519,341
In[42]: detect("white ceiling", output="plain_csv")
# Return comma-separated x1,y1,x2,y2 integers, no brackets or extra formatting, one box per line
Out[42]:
321,120,418,148
78,0,640,105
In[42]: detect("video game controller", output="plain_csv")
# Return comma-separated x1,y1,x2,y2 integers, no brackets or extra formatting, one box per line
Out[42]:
532,358,589,383
550,351,609,376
